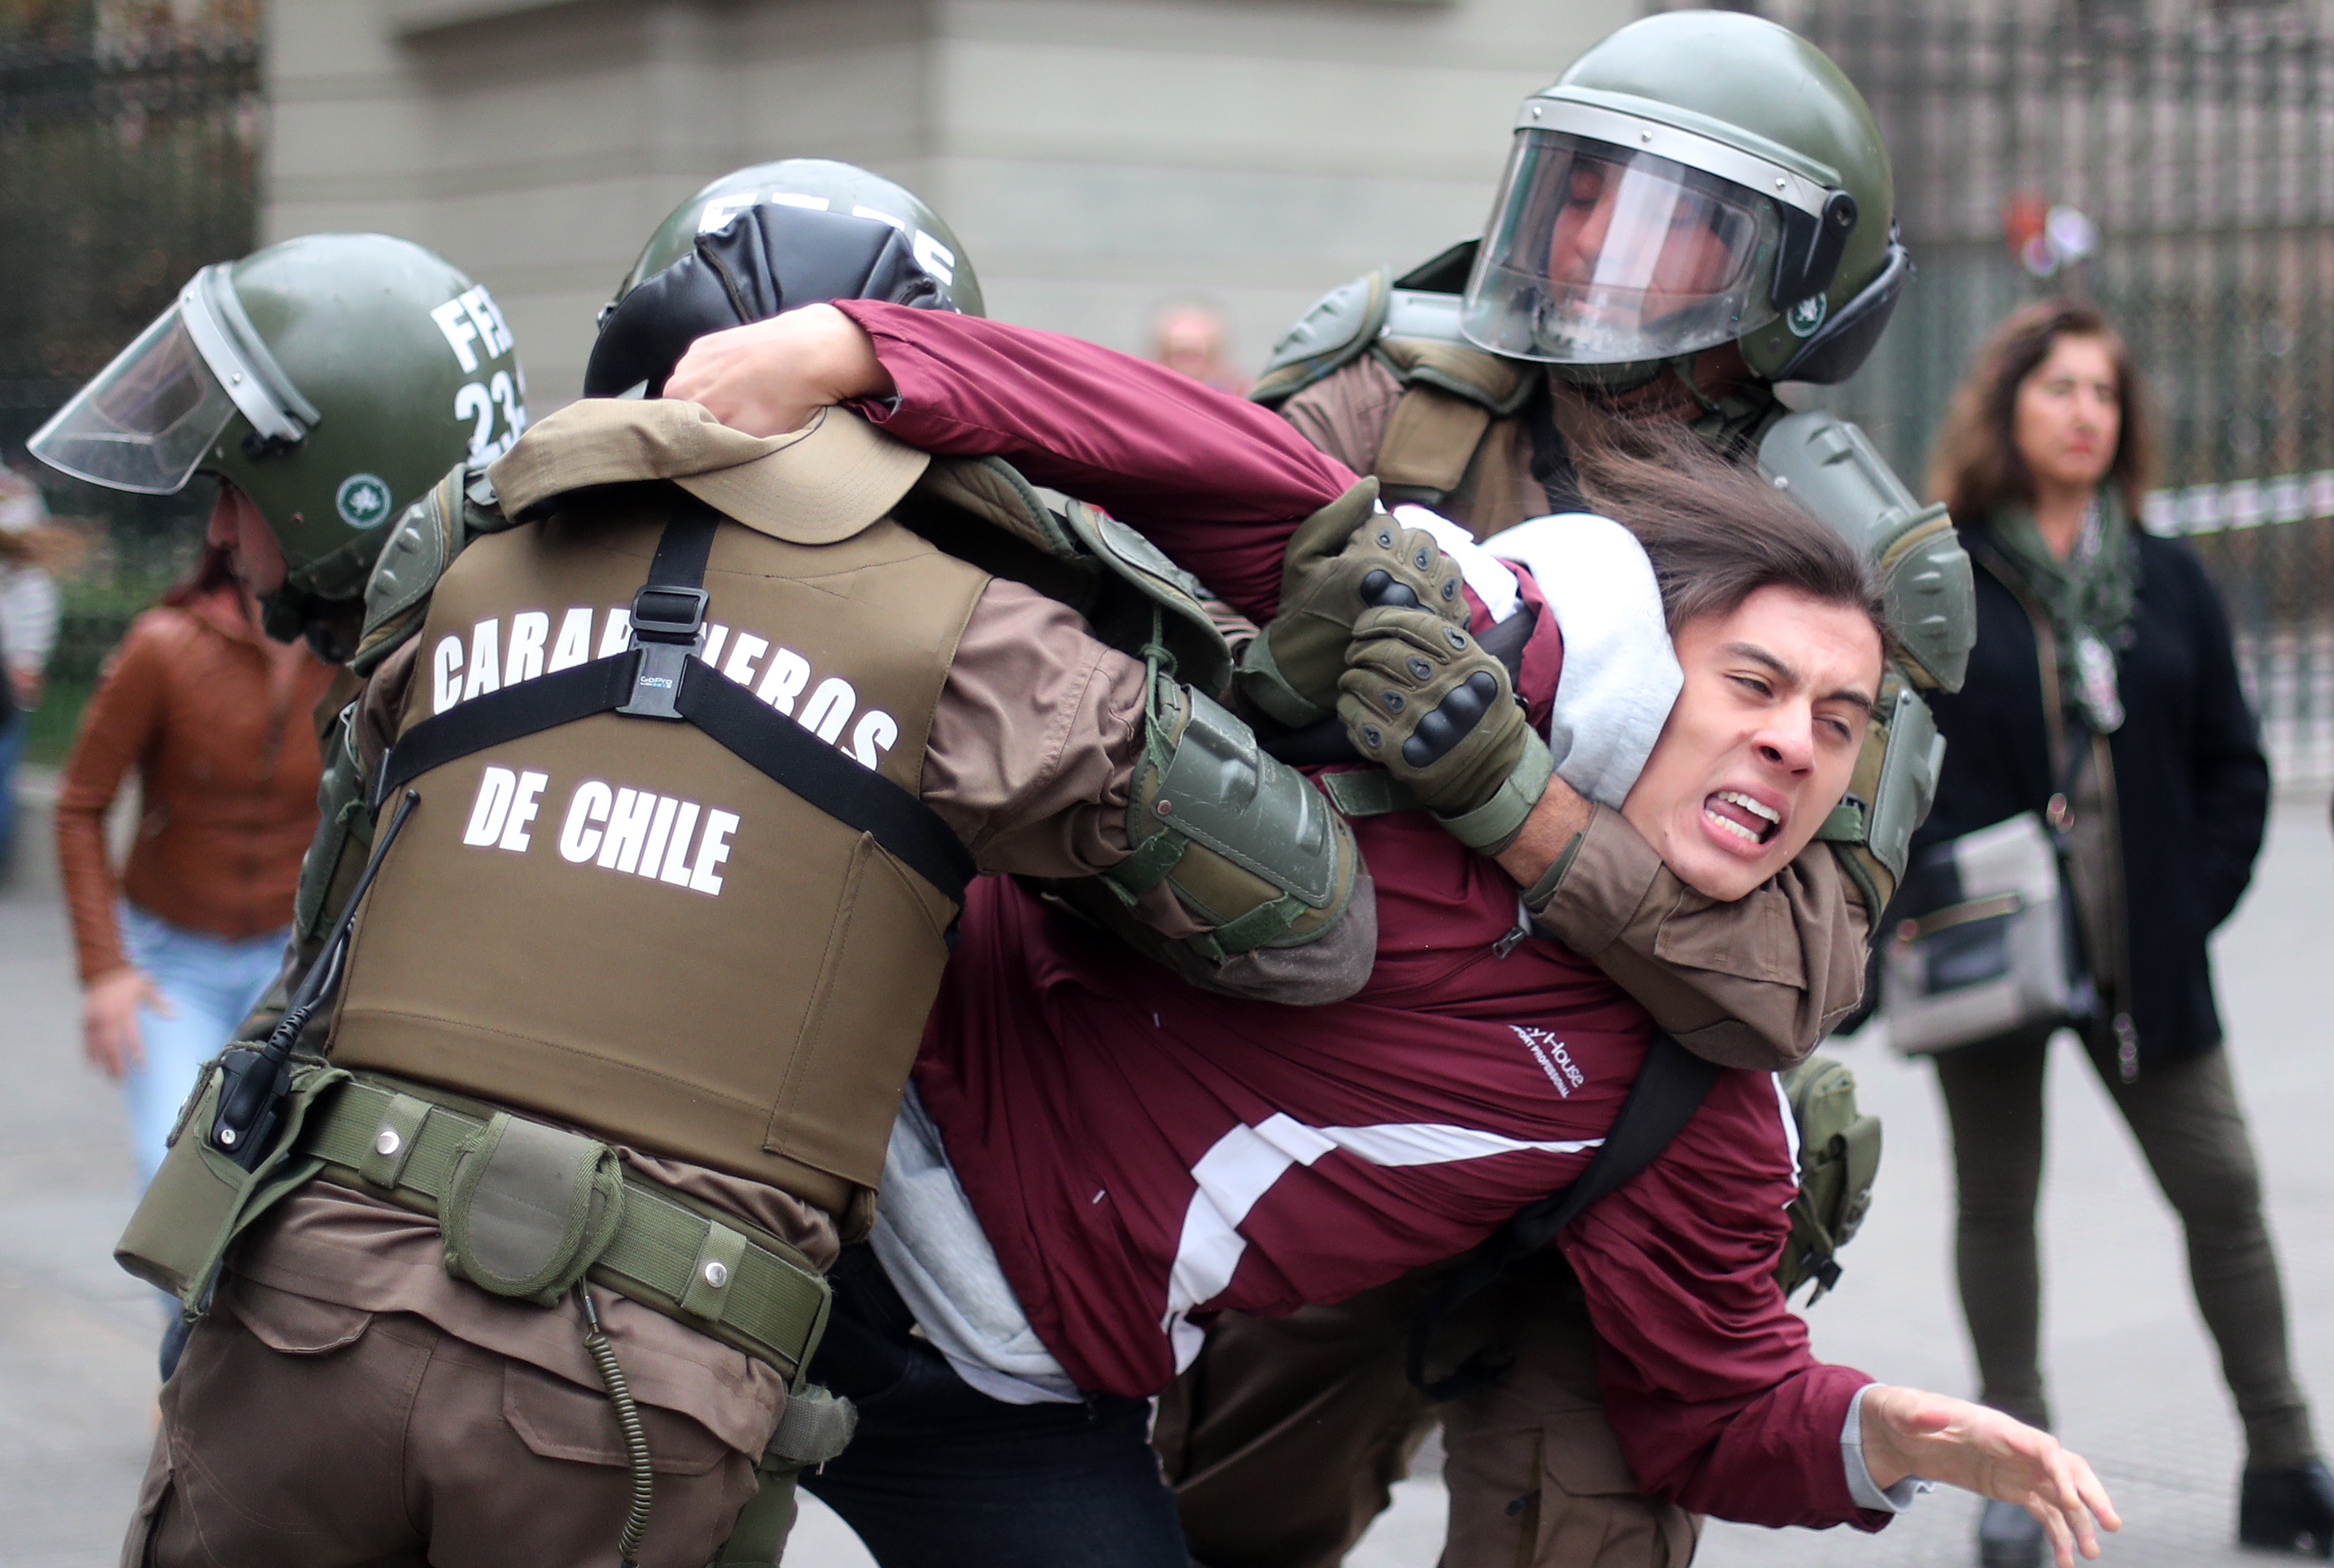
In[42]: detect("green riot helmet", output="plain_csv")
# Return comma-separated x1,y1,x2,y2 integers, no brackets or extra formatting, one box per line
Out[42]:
29,233,526,619
1460,10,1905,389
615,159,983,319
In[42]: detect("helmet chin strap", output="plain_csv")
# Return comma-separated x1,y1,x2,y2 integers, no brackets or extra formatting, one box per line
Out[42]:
259,579,360,661
1666,352,1726,417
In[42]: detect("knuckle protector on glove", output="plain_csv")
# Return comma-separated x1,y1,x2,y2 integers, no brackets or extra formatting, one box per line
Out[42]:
1107,680,1359,957
1238,483,1467,728
1337,607,1550,854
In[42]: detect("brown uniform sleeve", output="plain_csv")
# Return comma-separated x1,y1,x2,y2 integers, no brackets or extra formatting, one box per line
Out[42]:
1277,356,1404,477
1527,806,1871,1069
919,577,1146,879
53,619,171,982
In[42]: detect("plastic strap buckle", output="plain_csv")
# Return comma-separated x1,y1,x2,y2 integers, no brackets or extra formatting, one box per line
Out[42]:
617,584,706,721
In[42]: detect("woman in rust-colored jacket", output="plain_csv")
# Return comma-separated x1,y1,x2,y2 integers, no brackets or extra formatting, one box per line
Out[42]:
55,543,335,1193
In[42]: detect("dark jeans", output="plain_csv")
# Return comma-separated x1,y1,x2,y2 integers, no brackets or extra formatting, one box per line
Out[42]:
1935,1030,2316,1468
801,1245,1188,1568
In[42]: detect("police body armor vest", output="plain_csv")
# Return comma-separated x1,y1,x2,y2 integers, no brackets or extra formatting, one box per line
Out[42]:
329,494,988,1220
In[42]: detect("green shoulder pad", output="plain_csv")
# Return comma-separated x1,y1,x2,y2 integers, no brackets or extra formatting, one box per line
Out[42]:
1250,268,1392,408
1757,409,1973,692
1058,501,1232,701
351,461,510,676
1373,330,1536,417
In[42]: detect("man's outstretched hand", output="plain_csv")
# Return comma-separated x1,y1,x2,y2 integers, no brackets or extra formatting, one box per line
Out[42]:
1861,1385,2121,1566
662,303,892,437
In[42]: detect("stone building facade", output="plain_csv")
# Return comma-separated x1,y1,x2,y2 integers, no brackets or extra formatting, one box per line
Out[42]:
263,0,1633,403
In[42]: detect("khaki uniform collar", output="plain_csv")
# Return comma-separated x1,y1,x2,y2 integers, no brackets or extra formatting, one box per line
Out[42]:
489,398,930,545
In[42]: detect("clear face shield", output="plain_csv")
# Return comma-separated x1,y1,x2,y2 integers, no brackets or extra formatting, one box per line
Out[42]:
29,264,317,495
1462,125,1791,366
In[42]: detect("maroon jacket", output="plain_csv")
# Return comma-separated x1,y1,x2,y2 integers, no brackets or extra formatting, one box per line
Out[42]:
834,300,1886,1532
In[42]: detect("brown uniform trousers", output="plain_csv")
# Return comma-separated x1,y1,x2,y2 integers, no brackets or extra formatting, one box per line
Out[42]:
125,1275,760,1568
1157,1255,1697,1568
1156,353,1848,1568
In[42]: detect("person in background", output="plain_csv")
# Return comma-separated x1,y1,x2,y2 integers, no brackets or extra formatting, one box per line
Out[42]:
1151,301,1250,396
1919,298,2328,1565
0,462,66,873
53,536,333,1211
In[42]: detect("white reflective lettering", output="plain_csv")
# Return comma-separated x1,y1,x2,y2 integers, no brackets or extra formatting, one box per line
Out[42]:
430,299,481,373
852,204,907,234
722,633,768,686
801,677,856,743
559,780,612,863
433,635,463,713
598,787,656,873
463,767,517,846
491,369,527,449
704,624,730,670
850,709,899,769
547,607,594,673
598,607,632,658
461,286,511,359
499,770,548,852
690,809,739,895
910,231,956,287
505,611,549,685
756,647,810,713
697,193,758,233
638,795,681,877
658,802,702,885
463,619,501,701
455,381,493,459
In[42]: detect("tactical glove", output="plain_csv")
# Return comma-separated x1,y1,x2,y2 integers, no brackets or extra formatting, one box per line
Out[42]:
1236,481,1469,729
1337,605,1552,855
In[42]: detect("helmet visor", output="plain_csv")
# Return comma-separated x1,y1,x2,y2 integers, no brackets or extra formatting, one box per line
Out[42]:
1462,130,1785,365
28,305,239,494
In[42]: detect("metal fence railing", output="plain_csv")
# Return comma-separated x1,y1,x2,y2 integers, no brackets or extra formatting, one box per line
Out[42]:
0,33,259,761
1795,5,2334,787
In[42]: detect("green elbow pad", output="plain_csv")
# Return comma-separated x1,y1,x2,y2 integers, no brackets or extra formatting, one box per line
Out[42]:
1814,664,1945,909
1104,682,1359,959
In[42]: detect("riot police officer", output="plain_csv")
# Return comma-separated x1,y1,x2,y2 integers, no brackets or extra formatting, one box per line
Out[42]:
1160,12,1978,1567
83,173,1371,1568
31,233,527,657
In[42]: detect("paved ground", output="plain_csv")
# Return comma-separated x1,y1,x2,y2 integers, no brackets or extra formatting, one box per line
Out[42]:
7,774,2331,1568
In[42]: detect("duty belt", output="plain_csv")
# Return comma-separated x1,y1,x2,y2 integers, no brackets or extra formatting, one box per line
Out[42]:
301,1074,830,1383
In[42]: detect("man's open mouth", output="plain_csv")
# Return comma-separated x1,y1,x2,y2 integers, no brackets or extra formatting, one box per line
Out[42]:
1703,789,1781,847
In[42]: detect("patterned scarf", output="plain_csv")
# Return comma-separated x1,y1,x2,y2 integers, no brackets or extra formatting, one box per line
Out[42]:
1988,489,2138,733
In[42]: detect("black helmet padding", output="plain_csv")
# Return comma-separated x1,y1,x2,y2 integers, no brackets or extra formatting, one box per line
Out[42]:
1777,237,1911,387
586,203,946,398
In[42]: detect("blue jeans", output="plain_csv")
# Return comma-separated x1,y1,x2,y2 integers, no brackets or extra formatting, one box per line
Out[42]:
802,1246,1189,1568
0,707,25,873
117,903,285,1189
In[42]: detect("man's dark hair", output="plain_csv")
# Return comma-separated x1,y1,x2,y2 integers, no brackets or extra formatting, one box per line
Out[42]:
1570,420,1888,647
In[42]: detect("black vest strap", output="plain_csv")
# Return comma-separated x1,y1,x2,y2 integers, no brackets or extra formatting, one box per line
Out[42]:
375,658,633,807
1406,1031,1721,1401
373,505,976,905
670,659,973,901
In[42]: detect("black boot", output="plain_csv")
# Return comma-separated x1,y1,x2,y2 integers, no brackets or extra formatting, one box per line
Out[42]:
2241,1460,2334,1557
1979,1498,2047,1568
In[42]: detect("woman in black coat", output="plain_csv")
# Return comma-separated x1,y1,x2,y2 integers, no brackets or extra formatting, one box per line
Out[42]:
1914,300,2326,1566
